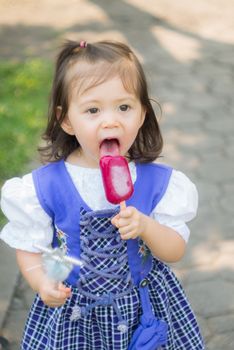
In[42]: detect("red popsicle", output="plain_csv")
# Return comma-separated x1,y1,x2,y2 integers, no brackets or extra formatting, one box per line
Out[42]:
99,140,134,206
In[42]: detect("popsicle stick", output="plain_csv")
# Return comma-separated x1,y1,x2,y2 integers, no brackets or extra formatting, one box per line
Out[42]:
120,201,126,210
26,264,43,272
33,244,84,267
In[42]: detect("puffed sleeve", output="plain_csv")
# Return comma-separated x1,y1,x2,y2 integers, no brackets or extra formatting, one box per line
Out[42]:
151,170,198,242
0,174,53,252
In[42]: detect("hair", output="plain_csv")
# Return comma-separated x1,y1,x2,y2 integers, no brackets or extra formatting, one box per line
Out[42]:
39,40,163,163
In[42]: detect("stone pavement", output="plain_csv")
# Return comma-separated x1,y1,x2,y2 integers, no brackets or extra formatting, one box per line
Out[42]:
0,1,234,349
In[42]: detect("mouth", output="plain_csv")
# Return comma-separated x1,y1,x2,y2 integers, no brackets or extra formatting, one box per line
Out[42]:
99,138,120,158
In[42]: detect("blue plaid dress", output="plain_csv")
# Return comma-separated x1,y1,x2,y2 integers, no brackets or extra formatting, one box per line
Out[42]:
21,207,204,350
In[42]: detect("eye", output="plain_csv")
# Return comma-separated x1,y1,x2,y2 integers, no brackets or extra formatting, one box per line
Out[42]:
119,104,130,112
87,107,99,114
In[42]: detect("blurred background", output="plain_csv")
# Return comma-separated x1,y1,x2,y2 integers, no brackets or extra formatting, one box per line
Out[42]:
0,1,234,349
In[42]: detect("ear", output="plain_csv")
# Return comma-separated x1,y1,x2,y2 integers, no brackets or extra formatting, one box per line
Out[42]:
56,106,75,135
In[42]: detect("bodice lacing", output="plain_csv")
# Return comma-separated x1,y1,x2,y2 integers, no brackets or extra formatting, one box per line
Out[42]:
70,208,134,333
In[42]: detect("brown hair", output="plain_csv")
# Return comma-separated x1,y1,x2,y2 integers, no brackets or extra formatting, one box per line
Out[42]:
39,40,163,163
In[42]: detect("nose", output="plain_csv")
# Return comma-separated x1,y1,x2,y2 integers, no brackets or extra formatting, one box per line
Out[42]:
101,116,119,129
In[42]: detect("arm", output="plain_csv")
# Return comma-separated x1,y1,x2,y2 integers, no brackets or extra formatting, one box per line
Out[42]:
1,176,71,306
138,213,185,262
16,249,71,307
111,207,186,263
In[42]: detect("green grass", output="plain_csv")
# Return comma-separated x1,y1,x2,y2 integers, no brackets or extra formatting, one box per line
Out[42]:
0,59,53,226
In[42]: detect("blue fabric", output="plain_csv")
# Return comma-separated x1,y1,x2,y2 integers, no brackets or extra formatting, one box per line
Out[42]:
128,315,168,350
32,160,173,286
25,161,205,349
128,284,168,349
21,257,205,349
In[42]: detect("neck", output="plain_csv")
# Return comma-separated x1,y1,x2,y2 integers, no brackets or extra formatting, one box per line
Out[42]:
66,149,100,169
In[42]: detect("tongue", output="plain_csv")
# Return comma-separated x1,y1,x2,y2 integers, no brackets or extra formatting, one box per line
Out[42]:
100,139,120,158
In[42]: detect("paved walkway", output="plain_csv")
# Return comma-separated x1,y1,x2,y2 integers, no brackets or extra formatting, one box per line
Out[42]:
0,1,234,349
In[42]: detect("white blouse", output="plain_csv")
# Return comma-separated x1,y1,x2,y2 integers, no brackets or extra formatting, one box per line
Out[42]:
0,162,198,252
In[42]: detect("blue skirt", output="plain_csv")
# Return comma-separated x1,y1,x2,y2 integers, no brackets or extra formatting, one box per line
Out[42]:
21,259,204,350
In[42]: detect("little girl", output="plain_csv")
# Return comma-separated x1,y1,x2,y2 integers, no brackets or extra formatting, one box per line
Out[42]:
0,40,204,349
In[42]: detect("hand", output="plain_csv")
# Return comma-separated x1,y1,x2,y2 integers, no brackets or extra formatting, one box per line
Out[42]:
111,206,146,240
39,277,72,308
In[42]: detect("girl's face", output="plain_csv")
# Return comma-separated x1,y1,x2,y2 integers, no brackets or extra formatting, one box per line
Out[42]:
61,76,145,168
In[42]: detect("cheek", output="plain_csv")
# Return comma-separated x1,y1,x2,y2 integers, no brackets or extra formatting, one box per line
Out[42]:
130,121,142,137
125,123,142,147
71,120,89,136
74,125,97,146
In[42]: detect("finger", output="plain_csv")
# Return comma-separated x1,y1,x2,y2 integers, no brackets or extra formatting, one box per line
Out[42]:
120,231,137,240
111,214,120,225
118,224,134,236
58,283,71,293
49,288,67,300
41,292,67,307
119,208,133,218
117,217,131,228
61,289,72,298
111,217,121,228
120,232,132,240
118,219,138,230
65,288,72,296
112,213,120,220
111,218,119,227
48,301,65,308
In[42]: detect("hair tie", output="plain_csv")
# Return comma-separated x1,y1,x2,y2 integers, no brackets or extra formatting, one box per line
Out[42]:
79,40,87,48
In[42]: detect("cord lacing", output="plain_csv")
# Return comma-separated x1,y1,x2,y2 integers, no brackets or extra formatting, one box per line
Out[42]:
70,208,133,333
